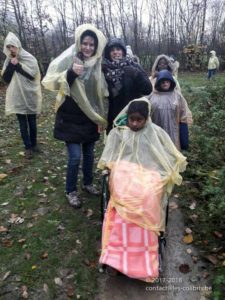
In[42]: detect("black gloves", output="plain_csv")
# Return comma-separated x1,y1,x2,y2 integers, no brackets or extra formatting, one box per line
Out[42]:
123,65,139,78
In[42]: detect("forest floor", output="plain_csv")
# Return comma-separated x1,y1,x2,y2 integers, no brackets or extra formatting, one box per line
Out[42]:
0,72,224,299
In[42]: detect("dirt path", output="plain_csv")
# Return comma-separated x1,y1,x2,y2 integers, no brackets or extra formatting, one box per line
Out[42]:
95,198,212,300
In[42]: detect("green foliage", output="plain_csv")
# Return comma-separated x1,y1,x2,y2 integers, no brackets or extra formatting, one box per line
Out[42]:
179,74,225,298
184,77,225,217
202,167,225,219
0,90,102,299
212,270,225,300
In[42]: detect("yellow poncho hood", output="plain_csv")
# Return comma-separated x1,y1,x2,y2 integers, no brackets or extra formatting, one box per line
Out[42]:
42,24,109,127
208,50,219,70
1,32,42,115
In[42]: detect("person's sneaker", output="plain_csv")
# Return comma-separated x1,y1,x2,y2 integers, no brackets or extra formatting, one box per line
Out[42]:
25,149,33,159
31,145,41,153
82,184,100,195
66,191,82,208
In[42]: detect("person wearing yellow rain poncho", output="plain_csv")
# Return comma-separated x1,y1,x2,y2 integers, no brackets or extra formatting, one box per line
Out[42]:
207,50,219,80
98,98,187,281
42,24,108,209
148,70,193,151
1,32,42,159
150,54,181,92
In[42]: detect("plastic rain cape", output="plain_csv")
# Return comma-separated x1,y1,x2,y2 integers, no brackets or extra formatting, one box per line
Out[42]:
41,24,109,127
150,54,181,92
149,90,193,149
1,32,42,115
98,98,187,234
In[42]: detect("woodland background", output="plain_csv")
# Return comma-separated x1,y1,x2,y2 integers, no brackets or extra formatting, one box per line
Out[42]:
1,0,225,73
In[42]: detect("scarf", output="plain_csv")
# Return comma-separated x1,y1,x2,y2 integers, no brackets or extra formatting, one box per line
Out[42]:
103,57,136,97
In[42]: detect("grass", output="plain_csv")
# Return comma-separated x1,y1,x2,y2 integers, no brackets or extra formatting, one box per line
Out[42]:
178,72,225,300
0,87,103,299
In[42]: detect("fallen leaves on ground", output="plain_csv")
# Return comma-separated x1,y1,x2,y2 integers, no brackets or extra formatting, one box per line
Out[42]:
186,248,192,254
1,202,9,206
202,271,210,278
9,166,23,174
210,246,223,253
204,254,218,265
26,223,33,228
2,271,11,281
31,265,37,270
24,252,31,260
203,240,209,245
86,209,93,218
213,231,223,239
2,238,14,247
173,193,180,198
67,284,75,297
185,227,192,234
57,224,65,231
189,201,196,210
183,234,193,244
189,214,198,222
8,214,24,224
169,201,178,209
54,277,63,286
0,173,7,180
43,283,49,294
191,255,198,263
21,285,28,299
0,226,8,233
41,251,48,259
18,238,26,244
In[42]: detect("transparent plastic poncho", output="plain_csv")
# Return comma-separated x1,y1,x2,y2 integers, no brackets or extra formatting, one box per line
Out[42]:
98,98,187,233
42,24,109,127
149,90,193,149
150,54,181,92
1,32,42,115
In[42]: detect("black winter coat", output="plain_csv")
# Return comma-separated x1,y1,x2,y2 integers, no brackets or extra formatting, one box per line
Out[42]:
53,69,99,143
105,65,152,133
2,62,34,83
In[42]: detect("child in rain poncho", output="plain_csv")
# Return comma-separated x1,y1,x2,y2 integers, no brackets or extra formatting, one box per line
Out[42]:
98,98,187,282
150,54,181,92
1,32,42,159
42,24,108,208
148,70,193,150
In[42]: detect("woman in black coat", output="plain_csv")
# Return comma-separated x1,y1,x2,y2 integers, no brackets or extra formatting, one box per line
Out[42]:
42,24,108,208
102,38,152,133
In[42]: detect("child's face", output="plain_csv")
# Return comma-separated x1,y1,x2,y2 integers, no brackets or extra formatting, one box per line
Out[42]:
127,112,147,131
6,44,18,57
157,58,168,71
160,80,171,91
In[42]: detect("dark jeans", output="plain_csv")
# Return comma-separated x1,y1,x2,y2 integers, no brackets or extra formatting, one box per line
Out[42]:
65,142,95,194
207,69,216,79
16,114,37,150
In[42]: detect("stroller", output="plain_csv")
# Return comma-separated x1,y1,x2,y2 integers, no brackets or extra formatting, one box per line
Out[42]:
101,173,168,274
